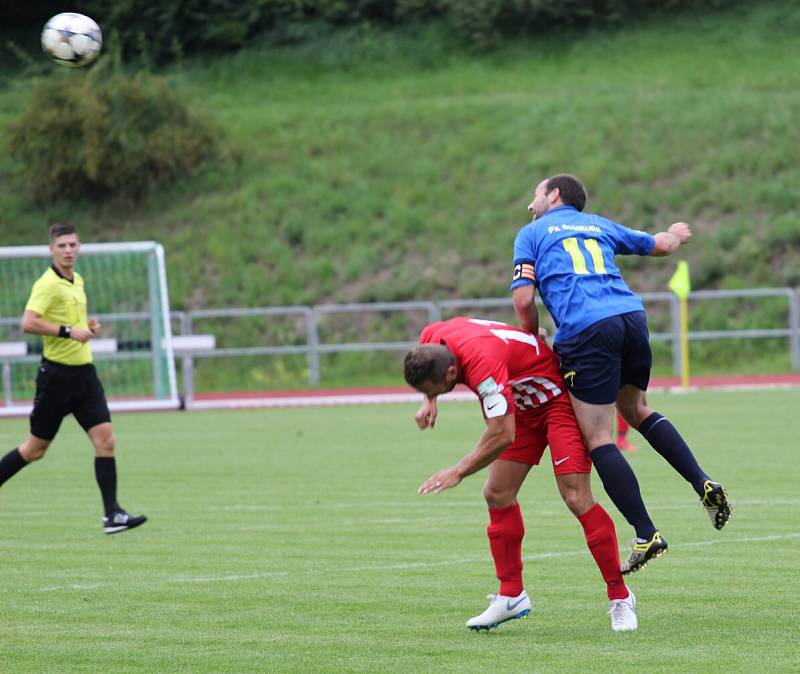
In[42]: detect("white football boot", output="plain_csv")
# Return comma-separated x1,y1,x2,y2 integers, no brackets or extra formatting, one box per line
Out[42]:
466,590,531,631
608,589,637,632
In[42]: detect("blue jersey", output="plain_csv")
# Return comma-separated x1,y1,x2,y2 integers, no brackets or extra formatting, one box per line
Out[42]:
511,205,655,344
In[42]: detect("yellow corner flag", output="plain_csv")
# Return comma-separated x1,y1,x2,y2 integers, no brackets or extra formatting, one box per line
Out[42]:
668,260,691,299
668,261,691,387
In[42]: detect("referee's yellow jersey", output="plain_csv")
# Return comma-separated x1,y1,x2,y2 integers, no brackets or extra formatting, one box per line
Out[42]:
25,266,92,365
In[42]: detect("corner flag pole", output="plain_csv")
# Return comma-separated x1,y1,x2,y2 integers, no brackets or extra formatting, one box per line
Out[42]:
668,261,691,388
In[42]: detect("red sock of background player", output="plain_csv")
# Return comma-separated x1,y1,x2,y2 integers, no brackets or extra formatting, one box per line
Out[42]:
486,504,525,597
617,414,630,437
578,503,629,601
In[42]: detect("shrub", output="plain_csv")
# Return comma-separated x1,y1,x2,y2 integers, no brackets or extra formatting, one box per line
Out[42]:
5,67,220,203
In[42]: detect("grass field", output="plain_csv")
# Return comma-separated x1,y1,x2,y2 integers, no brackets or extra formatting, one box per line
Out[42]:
1,388,799,673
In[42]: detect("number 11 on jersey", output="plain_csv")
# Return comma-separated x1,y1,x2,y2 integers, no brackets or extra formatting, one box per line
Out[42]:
562,237,607,274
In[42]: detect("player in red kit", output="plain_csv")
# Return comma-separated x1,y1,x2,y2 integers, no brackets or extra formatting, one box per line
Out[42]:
403,317,637,632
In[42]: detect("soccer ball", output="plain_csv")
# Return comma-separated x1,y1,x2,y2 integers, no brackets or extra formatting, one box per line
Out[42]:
41,13,102,67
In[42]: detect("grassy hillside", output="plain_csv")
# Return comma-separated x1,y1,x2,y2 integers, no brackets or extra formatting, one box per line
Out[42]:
2,2,799,305
0,2,798,386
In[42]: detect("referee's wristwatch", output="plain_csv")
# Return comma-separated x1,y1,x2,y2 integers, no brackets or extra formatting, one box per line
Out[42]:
59,325,72,339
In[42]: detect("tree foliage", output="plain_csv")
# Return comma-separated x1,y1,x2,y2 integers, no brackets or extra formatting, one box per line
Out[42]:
5,67,220,203
2,0,738,63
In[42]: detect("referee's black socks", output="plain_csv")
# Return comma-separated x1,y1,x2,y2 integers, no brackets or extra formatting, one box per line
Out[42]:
0,448,28,487
638,412,710,495
94,456,120,515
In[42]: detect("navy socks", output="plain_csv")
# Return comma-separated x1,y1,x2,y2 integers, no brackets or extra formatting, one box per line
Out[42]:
591,444,657,540
639,412,710,495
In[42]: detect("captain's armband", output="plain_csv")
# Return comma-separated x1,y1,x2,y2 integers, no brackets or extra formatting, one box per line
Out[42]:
512,262,536,282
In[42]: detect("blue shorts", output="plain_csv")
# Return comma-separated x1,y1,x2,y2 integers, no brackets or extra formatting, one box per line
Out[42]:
554,311,652,405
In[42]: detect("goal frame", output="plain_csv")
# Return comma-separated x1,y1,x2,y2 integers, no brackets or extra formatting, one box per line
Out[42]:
0,241,179,416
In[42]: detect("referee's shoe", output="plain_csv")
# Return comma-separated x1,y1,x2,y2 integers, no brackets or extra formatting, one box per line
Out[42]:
103,508,148,535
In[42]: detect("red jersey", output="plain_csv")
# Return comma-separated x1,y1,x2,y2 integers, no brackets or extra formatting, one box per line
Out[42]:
419,317,565,415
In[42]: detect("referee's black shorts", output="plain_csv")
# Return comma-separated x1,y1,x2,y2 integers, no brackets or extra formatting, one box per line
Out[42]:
30,358,112,441
554,311,652,405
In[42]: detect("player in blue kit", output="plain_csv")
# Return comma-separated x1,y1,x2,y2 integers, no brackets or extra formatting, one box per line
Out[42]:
511,174,731,574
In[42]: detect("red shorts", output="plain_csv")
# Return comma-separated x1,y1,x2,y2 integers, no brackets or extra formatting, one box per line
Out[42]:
498,393,592,475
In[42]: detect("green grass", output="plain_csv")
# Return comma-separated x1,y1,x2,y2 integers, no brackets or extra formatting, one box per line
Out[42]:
1,388,798,672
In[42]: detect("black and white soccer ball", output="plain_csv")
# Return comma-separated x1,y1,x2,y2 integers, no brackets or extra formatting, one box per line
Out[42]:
41,13,102,67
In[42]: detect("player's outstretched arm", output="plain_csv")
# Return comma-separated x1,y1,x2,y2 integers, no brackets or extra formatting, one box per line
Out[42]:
418,414,515,495
650,221,692,257
512,285,539,334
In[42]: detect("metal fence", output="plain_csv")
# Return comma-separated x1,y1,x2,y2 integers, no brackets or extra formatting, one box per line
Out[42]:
172,287,800,401
2,287,799,405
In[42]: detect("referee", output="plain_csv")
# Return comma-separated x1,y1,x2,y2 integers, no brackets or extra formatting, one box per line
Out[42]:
0,223,147,534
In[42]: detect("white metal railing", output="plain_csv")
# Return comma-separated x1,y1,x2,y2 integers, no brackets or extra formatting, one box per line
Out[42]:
1,288,798,406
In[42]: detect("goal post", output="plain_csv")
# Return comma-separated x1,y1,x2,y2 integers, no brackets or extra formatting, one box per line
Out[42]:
0,241,179,416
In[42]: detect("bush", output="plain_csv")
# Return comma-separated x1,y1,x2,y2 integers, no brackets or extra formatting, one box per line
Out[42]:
5,67,220,203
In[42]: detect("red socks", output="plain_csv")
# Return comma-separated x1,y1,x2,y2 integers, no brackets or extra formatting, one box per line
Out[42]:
487,502,629,601
487,503,525,597
617,414,630,436
578,503,628,600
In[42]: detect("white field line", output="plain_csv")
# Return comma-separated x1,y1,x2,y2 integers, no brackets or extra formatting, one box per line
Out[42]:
218,498,800,509
30,531,800,593
3,497,799,520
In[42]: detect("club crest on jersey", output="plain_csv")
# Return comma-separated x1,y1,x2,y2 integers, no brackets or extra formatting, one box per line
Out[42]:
513,262,536,282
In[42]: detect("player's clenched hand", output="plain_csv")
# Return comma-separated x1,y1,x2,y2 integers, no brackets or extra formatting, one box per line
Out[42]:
88,316,102,335
418,466,461,495
70,327,94,343
415,398,438,429
668,221,692,244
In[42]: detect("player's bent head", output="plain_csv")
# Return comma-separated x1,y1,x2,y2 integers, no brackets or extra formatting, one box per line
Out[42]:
49,222,78,241
546,174,587,212
404,344,455,390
